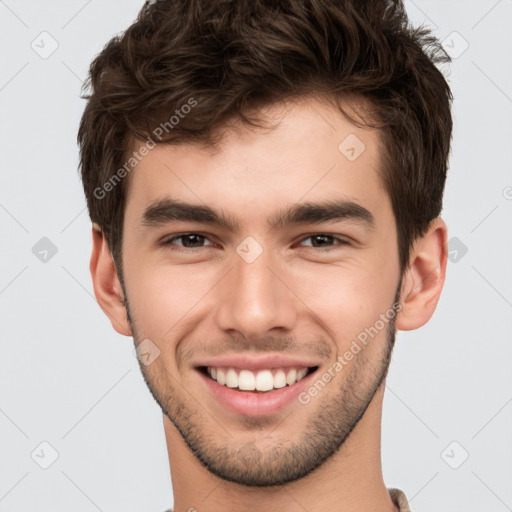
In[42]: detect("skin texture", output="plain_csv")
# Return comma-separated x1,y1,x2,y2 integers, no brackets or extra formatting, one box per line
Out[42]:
90,97,448,512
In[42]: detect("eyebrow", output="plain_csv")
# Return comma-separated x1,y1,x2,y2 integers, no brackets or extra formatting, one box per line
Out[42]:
141,197,375,232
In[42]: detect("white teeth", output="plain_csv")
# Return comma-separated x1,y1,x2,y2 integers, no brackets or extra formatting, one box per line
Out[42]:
206,366,313,392
286,368,297,385
255,370,274,391
273,369,287,388
238,369,255,390
226,368,238,388
216,368,226,385
296,368,308,381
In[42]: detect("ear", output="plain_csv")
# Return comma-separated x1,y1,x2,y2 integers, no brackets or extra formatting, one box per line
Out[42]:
90,223,132,336
395,217,448,331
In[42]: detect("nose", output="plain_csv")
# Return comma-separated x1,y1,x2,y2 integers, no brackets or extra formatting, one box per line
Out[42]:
214,246,298,341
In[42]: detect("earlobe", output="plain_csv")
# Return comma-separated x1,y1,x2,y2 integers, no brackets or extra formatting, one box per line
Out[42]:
90,224,133,336
395,218,448,331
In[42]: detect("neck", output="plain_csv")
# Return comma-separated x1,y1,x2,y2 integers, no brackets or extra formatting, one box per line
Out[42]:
164,383,397,512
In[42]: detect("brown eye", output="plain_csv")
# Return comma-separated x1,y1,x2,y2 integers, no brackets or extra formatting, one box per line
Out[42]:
299,234,349,249
162,233,214,249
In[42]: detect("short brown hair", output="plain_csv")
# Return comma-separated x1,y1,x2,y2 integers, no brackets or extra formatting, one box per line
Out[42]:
78,0,453,281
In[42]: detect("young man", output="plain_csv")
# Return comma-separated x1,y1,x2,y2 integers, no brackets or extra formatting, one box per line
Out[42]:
78,0,452,510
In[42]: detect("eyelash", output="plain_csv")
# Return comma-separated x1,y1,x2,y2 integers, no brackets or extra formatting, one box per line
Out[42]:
160,233,351,252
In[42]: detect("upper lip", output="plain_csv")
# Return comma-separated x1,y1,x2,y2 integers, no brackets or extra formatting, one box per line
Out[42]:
193,354,321,371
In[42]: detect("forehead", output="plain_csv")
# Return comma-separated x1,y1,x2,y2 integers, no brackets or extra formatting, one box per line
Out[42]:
124,96,389,227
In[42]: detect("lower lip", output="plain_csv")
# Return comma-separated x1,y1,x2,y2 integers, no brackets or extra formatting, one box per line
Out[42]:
197,368,317,417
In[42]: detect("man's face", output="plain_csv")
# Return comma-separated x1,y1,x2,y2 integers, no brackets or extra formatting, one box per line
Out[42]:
120,97,402,486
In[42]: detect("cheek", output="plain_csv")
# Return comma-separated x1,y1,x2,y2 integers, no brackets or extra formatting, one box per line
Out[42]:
125,260,220,337
290,258,398,340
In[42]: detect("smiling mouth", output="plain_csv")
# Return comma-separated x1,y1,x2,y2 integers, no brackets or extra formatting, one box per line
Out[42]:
197,365,319,393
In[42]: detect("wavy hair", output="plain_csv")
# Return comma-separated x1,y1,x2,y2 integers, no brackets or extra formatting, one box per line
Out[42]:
78,0,453,279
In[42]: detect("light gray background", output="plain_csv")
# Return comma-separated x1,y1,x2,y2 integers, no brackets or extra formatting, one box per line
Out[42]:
1,1,511,511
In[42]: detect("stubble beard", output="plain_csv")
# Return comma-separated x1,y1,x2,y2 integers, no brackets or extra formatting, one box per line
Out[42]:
124,281,401,487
